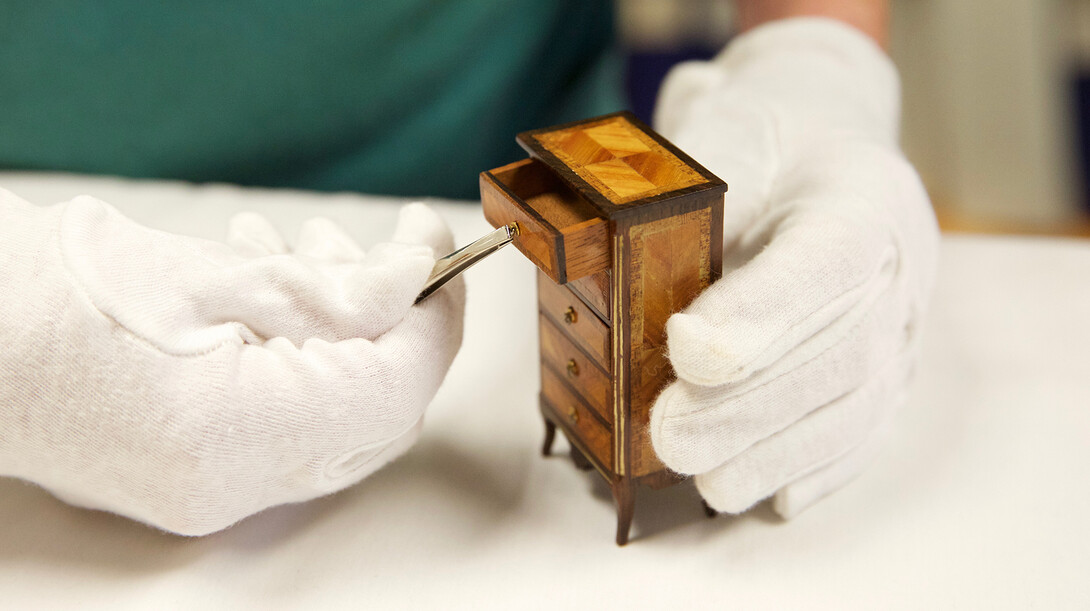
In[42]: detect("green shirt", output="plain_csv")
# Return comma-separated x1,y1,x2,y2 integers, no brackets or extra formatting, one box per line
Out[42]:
0,1,623,199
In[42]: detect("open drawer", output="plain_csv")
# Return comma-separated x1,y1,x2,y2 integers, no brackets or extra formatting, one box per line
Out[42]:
480,158,610,284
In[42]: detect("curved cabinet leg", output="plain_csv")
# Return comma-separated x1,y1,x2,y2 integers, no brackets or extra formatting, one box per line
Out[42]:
542,418,556,456
702,499,718,518
612,478,636,546
569,446,593,471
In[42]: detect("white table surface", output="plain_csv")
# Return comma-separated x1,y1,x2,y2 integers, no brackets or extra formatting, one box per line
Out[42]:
1,173,1088,609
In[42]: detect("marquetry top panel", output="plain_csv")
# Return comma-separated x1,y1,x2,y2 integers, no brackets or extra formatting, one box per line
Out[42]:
518,112,725,218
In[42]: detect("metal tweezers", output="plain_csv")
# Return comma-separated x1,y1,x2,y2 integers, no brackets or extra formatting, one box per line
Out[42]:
415,223,519,304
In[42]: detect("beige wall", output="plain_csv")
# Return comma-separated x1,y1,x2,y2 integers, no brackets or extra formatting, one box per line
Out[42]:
619,0,1088,226
892,0,1081,225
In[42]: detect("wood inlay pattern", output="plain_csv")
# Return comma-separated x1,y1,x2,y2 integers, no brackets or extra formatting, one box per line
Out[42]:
532,116,707,205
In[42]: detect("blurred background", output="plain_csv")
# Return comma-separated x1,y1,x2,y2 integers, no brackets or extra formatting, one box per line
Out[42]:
619,0,1090,237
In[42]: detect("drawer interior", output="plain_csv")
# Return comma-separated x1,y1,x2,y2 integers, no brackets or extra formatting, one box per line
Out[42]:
489,158,601,231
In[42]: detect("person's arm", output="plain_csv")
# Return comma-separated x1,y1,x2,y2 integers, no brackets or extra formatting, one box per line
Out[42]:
736,0,889,48
649,2,938,518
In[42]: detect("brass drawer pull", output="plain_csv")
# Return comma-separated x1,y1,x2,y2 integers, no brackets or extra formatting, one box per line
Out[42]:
567,405,579,424
563,306,577,324
566,359,579,377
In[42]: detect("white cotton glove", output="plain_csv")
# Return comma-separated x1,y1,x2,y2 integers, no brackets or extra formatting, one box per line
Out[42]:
650,18,939,518
0,190,463,535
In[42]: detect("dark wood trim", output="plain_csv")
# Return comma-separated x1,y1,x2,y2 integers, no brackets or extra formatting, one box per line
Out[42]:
516,111,728,219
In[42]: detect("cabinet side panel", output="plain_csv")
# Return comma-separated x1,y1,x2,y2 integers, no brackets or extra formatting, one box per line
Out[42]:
625,207,713,477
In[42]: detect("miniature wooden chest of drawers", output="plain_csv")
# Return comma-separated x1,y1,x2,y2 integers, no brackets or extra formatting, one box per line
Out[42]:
481,112,727,545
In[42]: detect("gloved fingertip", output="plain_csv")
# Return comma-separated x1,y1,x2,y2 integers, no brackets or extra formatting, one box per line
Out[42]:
770,409,898,519
648,383,728,475
296,216,366,263
391,202,454,255
770,490,807,520
227,212,288,257
693,477,763,516
666,313,747,386
648,384,687,470
363,241,436,273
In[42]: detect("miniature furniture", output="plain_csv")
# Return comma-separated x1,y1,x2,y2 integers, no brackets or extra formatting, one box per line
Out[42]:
480,112,727,545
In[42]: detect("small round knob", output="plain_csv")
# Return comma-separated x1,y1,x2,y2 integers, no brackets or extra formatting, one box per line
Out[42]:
566,359,579,377
563,307,577,324
567,406,579,424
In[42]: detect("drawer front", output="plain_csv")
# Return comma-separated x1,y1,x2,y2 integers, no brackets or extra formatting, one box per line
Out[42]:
480,171,559,280
537,272,610,369
566,270,610,323
480,158,609,284
539,314,612,426
541,366,613,472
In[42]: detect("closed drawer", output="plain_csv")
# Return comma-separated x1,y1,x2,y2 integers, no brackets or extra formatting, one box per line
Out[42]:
537,272,610,369
539,314,612,426
481,158,610,284
541,366,613,472
566,270,610,323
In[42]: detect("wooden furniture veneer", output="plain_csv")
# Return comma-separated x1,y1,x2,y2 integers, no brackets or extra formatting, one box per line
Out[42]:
481,112,727,545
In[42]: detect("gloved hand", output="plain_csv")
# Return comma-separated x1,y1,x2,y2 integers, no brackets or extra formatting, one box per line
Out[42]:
0,190,463,535
650,18,939,518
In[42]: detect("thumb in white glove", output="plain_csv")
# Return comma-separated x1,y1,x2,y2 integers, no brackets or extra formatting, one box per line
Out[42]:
649,18,940,518
0,190,463,535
